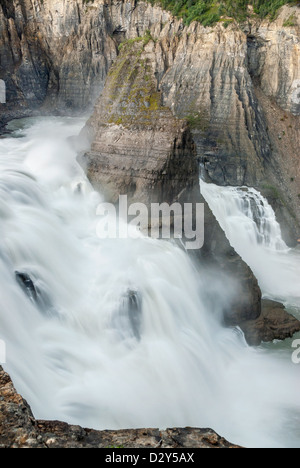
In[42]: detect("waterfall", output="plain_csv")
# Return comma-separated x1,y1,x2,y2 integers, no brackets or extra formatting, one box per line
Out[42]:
199,183,287,251
0,117,300,448
200,180,300,306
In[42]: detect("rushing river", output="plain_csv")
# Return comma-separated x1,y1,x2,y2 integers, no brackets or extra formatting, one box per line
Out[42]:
0,117,299,448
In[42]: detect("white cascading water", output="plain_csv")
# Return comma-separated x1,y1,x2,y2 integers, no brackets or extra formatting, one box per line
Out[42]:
200,181,300,308
0,117,300,448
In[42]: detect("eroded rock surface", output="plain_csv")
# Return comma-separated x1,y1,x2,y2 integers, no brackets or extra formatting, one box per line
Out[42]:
0,0,299,236
240,299,300,346
81,36,262,328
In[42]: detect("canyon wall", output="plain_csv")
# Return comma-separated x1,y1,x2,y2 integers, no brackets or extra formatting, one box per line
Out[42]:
0,1,299,242
81,31,300,340
81,36,263,330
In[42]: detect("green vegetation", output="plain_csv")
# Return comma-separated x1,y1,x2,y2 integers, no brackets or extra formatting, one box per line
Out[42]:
283,12,297,25
105,39,172,128
186,111,209,131
261,183,281,200
146,0,298,27
118,30,155,52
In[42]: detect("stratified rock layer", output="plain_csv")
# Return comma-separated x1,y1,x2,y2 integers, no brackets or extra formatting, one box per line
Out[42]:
0,366,240,448
1,1,299,238
81,38,200,207
82,32,300,342
81,37,262,328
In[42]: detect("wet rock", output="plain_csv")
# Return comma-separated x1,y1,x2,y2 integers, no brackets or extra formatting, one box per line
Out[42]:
240,299,300,346
114,289,143,341
15,271,56,317
15,271,37,303
124,290,142,340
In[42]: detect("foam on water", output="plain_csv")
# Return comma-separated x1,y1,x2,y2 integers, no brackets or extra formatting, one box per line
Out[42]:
201,181,300,309
0,118,299,448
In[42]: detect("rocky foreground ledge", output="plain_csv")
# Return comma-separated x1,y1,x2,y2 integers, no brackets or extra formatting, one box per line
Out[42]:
0,367,240,449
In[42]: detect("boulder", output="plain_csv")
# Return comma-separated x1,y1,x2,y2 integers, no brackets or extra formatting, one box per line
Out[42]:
240,299,300,346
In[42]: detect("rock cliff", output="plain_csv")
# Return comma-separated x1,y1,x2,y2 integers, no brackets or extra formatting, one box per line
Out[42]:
82,37,199,208
80,35,262,330
0,0,299,239
81,30,300,342
0,0,170,123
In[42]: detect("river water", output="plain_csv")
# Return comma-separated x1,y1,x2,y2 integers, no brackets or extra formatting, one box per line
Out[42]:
0,116,299,448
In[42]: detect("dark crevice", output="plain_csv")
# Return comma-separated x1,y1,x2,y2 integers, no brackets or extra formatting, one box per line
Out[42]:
0,0,16,20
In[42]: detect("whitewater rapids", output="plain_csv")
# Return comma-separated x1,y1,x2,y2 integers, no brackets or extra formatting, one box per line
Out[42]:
0,117,299,448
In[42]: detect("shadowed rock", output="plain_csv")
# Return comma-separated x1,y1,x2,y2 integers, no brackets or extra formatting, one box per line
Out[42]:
15,271,37,303
240,299,300,346
15,271,56,318
115,289,143,341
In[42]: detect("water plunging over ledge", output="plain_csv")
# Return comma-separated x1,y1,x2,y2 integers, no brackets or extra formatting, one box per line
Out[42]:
0,117,299,448
200,181,300,310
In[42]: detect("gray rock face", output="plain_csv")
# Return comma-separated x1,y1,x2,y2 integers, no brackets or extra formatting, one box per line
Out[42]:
0,1,299,445
0,0,171,124
0,1,299,237
248,6,300,116
81,39,200,209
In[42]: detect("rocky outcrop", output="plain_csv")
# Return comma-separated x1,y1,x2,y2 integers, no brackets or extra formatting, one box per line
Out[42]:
198,202,262,327
240,299,300,347
81,37,200,208
0,366,240,448
81,35,262,328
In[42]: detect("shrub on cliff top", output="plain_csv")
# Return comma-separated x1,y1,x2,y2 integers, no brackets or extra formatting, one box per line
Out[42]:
146,0,298,26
